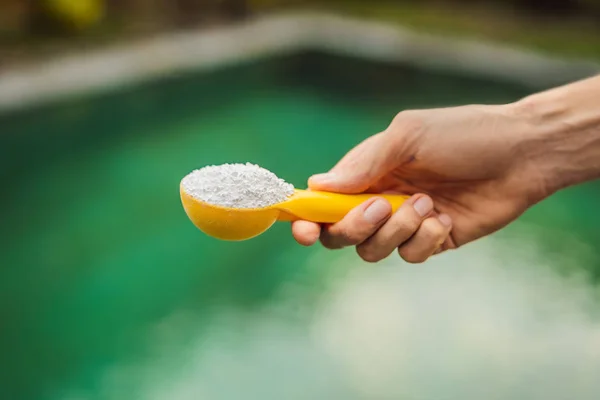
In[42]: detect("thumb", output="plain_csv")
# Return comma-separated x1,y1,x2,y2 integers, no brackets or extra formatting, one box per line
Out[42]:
308,132,399,194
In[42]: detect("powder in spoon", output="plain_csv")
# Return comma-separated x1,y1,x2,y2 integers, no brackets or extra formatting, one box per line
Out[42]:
181,163,295,209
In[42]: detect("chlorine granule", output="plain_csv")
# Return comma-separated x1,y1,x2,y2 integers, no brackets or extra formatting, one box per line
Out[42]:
181,163,295,209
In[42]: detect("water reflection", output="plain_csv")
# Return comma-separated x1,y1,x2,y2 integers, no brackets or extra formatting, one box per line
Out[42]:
82,225,600,400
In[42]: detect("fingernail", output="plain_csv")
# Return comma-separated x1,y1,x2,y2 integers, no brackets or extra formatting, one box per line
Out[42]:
413,196,433,217
310,173,336,184
438,214,452,227
363,198,391,224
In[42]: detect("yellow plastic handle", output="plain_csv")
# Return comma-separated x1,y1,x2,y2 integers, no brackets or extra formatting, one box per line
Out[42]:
276,189,409,223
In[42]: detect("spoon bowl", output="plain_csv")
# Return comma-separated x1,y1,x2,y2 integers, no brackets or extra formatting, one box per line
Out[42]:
180,186,280,240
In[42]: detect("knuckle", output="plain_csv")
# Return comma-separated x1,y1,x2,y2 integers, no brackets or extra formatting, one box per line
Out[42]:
342,228,365,246
321,225,364,248
390,110,426,135
319,230,340,249
389,208,421,234
356,245,383,263
398,247,428,264
338,164,371,189
511,96,539,121
319,236,338,250
387,111,427,155
421,218,447,241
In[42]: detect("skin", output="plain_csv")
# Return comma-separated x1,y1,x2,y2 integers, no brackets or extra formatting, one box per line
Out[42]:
291,75,600,263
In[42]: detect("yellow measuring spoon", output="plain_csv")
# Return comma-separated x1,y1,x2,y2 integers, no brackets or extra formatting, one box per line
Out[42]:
180,186,409,241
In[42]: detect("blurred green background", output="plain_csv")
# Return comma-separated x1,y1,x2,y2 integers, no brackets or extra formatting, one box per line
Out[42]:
1,1,600,400
2,0,600,62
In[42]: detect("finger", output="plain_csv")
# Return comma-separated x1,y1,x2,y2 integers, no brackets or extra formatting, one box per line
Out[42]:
356,194,434,263
308,132,397,194
433,231,455,255
320,197,392,249
398,214,452,263
291,220,321,246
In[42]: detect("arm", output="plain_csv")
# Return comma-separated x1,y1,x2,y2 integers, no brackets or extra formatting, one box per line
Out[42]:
514,75,600,196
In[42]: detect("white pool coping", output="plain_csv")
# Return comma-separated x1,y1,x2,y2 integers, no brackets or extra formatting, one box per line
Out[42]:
1,12,598,113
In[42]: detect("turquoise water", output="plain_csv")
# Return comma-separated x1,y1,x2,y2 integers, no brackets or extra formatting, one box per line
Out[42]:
1,52,599,400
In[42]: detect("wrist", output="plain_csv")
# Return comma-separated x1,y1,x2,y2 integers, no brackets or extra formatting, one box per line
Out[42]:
508,77,600,199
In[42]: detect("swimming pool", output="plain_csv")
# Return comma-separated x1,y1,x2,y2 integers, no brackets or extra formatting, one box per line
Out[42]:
1,51,599,400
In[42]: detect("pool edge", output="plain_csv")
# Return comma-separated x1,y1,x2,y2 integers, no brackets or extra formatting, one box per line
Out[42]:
0,11,598,113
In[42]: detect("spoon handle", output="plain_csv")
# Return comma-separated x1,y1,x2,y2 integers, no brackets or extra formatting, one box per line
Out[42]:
276,189,409,223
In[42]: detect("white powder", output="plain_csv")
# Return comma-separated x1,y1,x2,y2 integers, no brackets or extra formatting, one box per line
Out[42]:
181,163,295,209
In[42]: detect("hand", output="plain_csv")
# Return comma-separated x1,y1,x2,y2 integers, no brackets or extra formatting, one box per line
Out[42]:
292,103,548,263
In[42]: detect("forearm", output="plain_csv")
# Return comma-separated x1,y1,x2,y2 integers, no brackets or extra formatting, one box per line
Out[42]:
512,75,600,196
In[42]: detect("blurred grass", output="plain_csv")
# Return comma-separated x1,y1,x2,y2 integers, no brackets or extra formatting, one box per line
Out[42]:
262,0,600,61
3,1,600,69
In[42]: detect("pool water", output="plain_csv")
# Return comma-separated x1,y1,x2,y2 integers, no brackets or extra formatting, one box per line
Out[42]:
1,52,599,400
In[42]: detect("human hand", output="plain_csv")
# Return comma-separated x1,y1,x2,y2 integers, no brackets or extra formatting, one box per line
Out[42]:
292,103,549,263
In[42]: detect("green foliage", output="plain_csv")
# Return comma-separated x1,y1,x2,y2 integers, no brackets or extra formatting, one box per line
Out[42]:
2,0,599,62
301,0,600,60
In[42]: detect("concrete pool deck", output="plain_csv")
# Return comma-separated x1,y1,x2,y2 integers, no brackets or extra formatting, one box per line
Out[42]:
1,12,598,113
